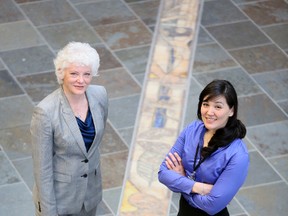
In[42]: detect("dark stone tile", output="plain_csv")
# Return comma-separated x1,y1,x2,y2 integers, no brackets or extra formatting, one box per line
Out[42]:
95,21,152,50
262,23,288,50
201,0,247,26
243,151,281,187
237,182,288,216
0,45,54,76
227,198,245,215
96,200,112,216
0,183,34,216
118,127,134,147
193,67,261,97
0,96,34,129
0,21,44,51
229,44,288,74
0,152,21,185
93,44,122,71
75,0,137,27
253,70,288,101
13,158,34,190
238,94,287,127
17,72,58,103
239,0,288,26
101,151,128,189
0,0,25,24
114,45,150,75
20,0,80,26
184,78,203,126
100,122,128,154
93,68,141,99
103,187,122,215
278,100,288,115
247,121,288,157
268,155,288,182
108,95,140,129
0,125,31,160
134,73,145,86
0,70,23,98
128,0,160,26
197,27,214,45
192,43,237,73
38,21,102,51
206,21,270,49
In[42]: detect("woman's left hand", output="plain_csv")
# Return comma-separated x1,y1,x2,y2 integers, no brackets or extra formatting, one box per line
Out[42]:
165,152,185,176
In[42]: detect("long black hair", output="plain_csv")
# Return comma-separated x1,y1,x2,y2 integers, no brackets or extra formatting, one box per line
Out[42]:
197,80,246,158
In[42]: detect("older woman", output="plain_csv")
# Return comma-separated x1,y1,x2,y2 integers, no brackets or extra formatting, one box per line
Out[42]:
31,42,108,216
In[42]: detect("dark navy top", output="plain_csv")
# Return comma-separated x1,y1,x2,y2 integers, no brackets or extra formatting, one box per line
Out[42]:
76,108,95,152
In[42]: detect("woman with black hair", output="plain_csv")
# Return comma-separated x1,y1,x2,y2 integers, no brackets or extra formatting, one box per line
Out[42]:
158,80,249,216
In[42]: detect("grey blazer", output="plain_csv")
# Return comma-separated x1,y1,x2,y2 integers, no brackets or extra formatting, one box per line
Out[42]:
31,85,108,216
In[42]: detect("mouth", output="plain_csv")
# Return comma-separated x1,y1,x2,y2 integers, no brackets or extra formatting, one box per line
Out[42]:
205,117,216,123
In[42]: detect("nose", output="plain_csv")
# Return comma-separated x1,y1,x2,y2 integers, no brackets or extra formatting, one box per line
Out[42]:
207,106,214,115
77,75,84,83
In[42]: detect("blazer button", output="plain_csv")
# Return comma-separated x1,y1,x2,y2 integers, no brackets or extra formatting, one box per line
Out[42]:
81,159,89,163
81,174,88,178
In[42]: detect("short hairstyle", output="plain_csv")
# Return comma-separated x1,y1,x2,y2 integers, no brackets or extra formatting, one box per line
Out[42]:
54,42,100,84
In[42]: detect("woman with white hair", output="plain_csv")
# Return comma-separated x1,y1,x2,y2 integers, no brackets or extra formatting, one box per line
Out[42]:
31,42,108,216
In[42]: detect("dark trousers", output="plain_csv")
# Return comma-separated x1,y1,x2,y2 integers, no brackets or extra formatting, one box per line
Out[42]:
177,195,229,216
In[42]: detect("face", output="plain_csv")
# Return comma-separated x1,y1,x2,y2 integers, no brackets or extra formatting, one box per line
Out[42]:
201,95,234,133
62,63,92,96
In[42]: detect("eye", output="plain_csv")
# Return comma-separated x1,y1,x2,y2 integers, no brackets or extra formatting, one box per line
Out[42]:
84,73,91,77
202,102,209,107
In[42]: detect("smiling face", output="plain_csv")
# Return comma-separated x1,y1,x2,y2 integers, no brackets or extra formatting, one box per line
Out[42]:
62,63,92,96
200,95,234,134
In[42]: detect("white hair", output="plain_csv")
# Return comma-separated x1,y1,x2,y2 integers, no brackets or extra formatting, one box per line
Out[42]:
54,42,100,84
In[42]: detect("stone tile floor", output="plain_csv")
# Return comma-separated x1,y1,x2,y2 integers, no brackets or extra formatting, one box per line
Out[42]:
0,0,287,215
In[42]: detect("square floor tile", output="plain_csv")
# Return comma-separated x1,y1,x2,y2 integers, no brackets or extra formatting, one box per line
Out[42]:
268,155,288,182
0,70,23,98
278,100,288,115
101,151,128,189
0,0,25,24
0,45,54,76
192,43,237,73
93,68,141,99
237,182,288,216
118,127,134,147
96,200,112,216
253,70,288,101
75,0,137,27
243,151,281,187
128,0,160,26
262,23,288,50
17,72,58,103
197,27,214,45
238,94,287,127
0,21,44,51
247,121,288,157
0,183,34,216
0,125,31,160
108,95,140,129
93,44,122,71
114,45,150,75
13,157,34,190
193,67,262,97
0,152,21,185
38,20,102,51
100,122,128,155
201,0,247,26
0,96,34,129
206,21,270,50
20,0,80,26
239,0,288,26
229,44,288,74
103,187,122,215
95,21,152,50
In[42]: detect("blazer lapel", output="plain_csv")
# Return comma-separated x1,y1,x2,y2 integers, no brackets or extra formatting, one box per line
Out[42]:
60,88,88,156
